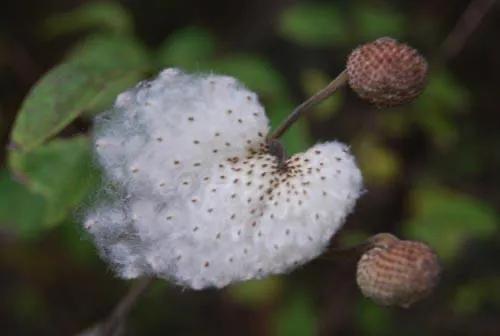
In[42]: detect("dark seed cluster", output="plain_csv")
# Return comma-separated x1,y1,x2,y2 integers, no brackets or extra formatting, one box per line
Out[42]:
347,37,428,107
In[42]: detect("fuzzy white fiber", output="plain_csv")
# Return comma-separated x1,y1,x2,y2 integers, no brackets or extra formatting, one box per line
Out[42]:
85,68,363,289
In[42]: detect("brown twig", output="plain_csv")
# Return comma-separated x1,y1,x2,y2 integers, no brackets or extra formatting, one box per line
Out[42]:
267,70,349,141
77,277,155,336
440,0,496,60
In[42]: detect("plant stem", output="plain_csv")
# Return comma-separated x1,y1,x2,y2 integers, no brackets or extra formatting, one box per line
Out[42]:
101,277,154,336
321,241,371,260
440,0,496,60
78,277,155,336
267,69,349,141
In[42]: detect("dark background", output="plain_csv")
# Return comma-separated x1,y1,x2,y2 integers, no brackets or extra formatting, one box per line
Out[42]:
1,0,499,335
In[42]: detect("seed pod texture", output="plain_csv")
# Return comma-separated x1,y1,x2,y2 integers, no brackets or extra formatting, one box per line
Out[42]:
347,37,428,107
356,233,440,308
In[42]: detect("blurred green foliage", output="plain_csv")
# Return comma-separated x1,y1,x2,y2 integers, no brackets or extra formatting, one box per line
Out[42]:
1,0,499,335
275,291,317,336
279,2,347,47
42,1,133,37
405,186,497,262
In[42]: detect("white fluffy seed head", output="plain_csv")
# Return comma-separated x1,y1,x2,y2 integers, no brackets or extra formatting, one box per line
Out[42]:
85,68,363,289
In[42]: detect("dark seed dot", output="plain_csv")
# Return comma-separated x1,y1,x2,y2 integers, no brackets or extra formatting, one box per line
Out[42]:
238,118,243,123
188,117,194,121
193,140,200,144
208,208,213,213
213,149,218,153
156,137,163,142
216,233,221,239
227,109,232,114
204,261,210,267
215,132,220,137
193,227,199,232
166,216,173,220
231,214,236,220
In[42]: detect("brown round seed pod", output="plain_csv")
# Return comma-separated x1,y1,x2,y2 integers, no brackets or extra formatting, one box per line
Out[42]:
356,233,440,308
346,37,428,107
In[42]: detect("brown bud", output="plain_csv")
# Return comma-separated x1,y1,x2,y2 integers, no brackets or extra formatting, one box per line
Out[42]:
346,37,428,107
356,233,440,308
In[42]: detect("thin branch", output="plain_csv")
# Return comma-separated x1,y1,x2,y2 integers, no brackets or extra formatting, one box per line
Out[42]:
267,70,349,141
77,277,155,336
440,0,496,60
321,241,371,261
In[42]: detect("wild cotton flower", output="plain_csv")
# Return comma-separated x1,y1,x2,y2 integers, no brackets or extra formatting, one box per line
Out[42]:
85,68,363,289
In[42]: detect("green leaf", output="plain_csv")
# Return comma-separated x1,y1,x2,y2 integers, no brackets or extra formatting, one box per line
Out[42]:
414,71,470,147
452,276,500,315
275,291,317,336
211,54,288,99
354,134,400,185
279,3,347,47
11,35,150,151
227,277,283,308
356,298,393,336
9,136,98,225
43,1,133,38
156,26,216,71
353,4,405,41
0,169,47,239
404,186,498,262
